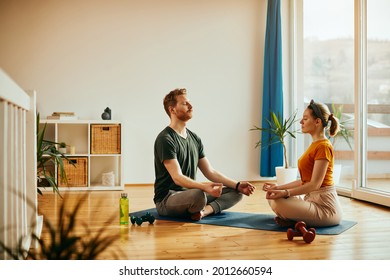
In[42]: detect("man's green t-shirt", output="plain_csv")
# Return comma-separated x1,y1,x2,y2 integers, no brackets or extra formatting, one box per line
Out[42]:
154,126,205,203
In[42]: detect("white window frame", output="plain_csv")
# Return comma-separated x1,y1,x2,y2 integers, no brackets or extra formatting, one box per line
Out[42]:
290,0,390,207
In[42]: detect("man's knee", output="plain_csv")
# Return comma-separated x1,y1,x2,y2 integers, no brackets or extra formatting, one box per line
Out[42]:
187,189,207,201
210,189,243,213
187,189,207,213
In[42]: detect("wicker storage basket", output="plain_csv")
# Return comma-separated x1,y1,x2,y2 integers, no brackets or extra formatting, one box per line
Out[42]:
58,157,88,187
91,124,121,154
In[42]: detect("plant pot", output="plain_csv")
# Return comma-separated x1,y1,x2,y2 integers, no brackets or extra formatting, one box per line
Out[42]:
275,166,298,185
59,147,67,154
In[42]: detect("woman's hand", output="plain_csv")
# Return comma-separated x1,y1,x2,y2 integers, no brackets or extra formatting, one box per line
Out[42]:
262,182,277,191
266,189,289,200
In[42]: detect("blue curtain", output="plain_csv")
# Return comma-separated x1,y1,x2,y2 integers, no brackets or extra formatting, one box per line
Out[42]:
260,0,283,177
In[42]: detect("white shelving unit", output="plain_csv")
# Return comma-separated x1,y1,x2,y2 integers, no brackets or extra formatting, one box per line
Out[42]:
39,119,123,191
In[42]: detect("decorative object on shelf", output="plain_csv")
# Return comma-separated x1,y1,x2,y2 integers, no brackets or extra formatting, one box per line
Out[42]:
102,171,115,186
58,142,67,154
91,124,121,154
58,157,88,187
101,107,111,120
69,145,76,155
47,111,78,120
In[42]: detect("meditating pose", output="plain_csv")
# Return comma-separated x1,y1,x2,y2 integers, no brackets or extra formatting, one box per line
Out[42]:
263,100,343,227
154,88,255,220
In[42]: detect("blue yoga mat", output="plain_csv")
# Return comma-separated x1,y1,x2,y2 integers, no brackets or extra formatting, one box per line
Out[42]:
130,208,357,235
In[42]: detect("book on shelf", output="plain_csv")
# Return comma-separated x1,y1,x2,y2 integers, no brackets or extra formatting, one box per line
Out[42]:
47,112,78,120
52,111,75,116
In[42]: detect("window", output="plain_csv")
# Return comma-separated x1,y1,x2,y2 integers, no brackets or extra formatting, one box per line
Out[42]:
365,0,390,196
300,0,390,206
303,0,355,189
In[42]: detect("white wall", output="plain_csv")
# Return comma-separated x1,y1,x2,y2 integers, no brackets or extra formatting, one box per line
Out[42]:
0,0,268,184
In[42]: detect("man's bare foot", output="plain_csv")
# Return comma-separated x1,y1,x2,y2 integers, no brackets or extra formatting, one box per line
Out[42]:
190,210,204,221
190,205,214,221
274,216,296,227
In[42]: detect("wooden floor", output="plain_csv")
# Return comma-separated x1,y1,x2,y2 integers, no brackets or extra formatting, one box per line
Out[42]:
37,182,390,260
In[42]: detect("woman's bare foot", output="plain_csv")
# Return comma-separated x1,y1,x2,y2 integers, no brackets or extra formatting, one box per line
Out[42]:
274,216,296,227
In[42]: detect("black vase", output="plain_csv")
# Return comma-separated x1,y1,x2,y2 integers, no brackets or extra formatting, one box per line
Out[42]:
101,107,111,120
101,112,110,120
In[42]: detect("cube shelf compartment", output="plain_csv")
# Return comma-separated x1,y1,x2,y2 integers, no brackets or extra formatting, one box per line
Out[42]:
38,119,123,191
91,124,121,154
58,157,88,187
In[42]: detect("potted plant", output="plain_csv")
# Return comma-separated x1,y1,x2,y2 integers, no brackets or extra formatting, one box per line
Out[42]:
328,104,353,150
37,113,74,196
327,104,354,185
58,142,68,154
0,193,121,259
251,110,299,184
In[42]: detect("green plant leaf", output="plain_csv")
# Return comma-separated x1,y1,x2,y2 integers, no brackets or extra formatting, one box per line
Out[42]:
36,113,77,197
327,104,354,151
251,110,298,168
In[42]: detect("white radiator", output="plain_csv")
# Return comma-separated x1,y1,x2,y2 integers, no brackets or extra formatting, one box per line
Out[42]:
0,69,38,259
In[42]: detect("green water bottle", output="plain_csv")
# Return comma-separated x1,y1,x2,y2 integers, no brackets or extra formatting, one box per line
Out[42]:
119,193,129,225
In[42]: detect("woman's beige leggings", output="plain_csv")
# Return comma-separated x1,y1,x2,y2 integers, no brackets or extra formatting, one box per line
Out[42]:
268,186,343,227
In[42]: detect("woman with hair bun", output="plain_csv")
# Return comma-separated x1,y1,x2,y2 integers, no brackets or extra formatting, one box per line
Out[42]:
263,100,343,227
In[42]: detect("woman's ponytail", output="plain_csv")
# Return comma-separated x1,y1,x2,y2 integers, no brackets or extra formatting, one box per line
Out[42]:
327,113,340,137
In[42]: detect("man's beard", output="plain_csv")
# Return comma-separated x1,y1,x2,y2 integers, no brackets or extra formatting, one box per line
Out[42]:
177,111,192,122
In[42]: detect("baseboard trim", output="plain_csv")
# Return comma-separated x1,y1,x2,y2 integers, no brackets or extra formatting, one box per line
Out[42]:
125,183,153,187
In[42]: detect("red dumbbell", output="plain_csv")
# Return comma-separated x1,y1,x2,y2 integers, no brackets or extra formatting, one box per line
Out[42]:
287,221,316,243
